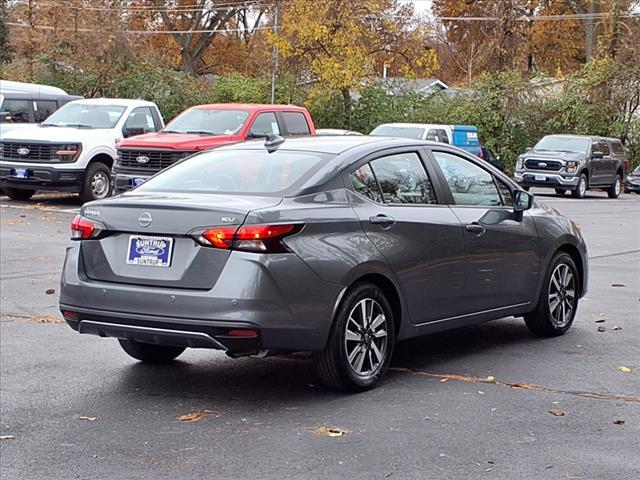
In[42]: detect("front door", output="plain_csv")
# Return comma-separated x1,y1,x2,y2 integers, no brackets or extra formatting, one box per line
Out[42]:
348,149,466,324
429,150,541,315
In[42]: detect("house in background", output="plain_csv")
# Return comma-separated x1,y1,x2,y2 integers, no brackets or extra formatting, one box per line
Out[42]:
352,76,451,100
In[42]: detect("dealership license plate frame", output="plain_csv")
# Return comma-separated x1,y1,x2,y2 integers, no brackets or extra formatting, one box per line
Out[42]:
126,235,174,267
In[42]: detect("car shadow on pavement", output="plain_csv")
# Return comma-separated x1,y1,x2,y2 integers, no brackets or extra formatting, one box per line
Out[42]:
112,317,543,401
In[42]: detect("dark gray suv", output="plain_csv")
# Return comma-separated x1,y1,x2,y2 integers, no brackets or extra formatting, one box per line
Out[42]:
60,136,588,391
514,135,627,198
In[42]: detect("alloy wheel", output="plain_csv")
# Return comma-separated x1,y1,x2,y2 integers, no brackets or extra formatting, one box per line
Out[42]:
344,298,388,377
615,177,621,196
579,177,587,197
548,263,576,328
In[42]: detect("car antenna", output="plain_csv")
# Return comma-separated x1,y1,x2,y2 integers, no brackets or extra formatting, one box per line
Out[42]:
265,134,285,153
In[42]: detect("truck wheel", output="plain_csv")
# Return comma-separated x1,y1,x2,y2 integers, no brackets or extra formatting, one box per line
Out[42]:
3,188,35,201
524,252,579,337
607,174,621,199
118,339,185,363
80,162,112,203
312,282,395,392
571,174,588,198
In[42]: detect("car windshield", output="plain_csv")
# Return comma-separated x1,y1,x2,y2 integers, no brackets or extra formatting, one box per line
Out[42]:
135,149,331,195
632,166,640,175
370,125,425,140
42,103,126,128
534,136,590,153
163,108,249,135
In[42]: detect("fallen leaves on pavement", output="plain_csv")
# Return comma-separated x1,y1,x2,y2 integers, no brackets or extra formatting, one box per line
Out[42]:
0,435,16,440
179,410,214,422
610,283,625,288
618,366,632,373
311,426,349,437
548,409,565,417
613,419,625,425
79,416,97,421
45,288,55,295
597,326,606,332
32,315,64,324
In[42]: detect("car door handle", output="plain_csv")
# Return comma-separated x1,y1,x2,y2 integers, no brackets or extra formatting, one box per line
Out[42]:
465,223,487,236
369,214,396,227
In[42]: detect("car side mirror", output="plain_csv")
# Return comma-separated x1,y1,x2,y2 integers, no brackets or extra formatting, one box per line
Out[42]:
123,127,144,138
514,190,534,213
591,151,604,159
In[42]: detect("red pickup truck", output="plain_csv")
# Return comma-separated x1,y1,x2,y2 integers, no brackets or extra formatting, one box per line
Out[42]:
113,103,315,193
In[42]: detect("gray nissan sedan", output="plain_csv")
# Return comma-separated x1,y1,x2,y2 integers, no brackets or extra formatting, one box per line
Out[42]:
60,136,588,391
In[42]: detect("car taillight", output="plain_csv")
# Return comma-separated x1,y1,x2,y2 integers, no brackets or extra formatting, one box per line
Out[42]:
198,224,301,253
71,215,102,240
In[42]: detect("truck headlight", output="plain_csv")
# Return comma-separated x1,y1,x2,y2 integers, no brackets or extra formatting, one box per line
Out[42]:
566,161,578,173
56,143,82,161
516,157,524,170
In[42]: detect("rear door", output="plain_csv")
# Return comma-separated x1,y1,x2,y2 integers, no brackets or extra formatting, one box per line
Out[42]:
590,140,608,184
428,149,540,314
348,148,466,324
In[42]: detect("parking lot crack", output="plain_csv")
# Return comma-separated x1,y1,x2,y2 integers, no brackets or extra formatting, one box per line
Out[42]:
389,367,640,403
589,249,640,260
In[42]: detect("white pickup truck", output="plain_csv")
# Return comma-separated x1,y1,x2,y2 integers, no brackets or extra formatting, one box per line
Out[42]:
0,98,163,202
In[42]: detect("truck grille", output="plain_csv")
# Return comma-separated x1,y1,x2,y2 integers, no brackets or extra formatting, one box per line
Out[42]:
524,159,563,171
116,149,194,174
1,142,63,162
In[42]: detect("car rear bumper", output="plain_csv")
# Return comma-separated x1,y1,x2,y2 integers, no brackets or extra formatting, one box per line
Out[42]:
60,243,339,353
514,172,579,189
0,163,84,192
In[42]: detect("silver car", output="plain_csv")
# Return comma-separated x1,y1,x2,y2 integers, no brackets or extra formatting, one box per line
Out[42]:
60,136,588,391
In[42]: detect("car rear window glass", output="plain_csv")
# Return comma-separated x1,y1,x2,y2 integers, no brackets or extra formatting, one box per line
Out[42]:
369,152,437,204
351,164,383,203
282,112,310,135
136,149,331,195
432,151,502,206
369,125,425,140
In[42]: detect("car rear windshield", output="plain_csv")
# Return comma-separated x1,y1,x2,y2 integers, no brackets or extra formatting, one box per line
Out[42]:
135,149,332,195
534,136,590,153
370,125,425,139
163,108,249,135
42,103,126,128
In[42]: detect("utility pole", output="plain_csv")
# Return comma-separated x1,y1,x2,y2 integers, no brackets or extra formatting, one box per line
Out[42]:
270,0,279,104
585,0,596,61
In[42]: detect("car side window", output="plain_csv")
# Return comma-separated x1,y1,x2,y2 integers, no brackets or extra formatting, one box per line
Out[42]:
250,112,280,136
124,107,157,134
600,141,610,156
1,99,30,123
281,112,310,135
33,100,57,123
432,151,502,206
351,164,383,203
426,129,439,141
494,177,513,206
611,141,625,155
436,129,449,144
592,141,604,156
369,152,437,204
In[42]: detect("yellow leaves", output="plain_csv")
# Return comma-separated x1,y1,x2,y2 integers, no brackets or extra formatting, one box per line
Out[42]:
618,366,632,373
311,426,349,437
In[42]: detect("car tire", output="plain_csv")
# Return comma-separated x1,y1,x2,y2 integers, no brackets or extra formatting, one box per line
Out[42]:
607,174,622,199
313,282,395,392
524,252,579,337
554,188,567,196
571,174,588,198
80,162,112,203
3,188,35,201
118,339,185,363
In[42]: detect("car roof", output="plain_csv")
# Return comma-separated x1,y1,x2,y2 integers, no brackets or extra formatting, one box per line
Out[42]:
68,98,156,107
189,103,308,112
1,91,81,101
215,135,437,155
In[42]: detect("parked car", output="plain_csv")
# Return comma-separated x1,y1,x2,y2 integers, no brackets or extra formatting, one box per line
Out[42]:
370,123,483,157
624,165,640,193
60,136,588,391
0,98,163,202
0,80,82,137
112,103,315,193
513,135,627,198
316,128,363,136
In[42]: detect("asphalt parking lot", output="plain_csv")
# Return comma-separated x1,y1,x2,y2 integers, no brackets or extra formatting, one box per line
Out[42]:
1,189,639,480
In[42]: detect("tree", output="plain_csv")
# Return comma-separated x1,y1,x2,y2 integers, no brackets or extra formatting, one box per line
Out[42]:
0,0,14,65
271,0,438,110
